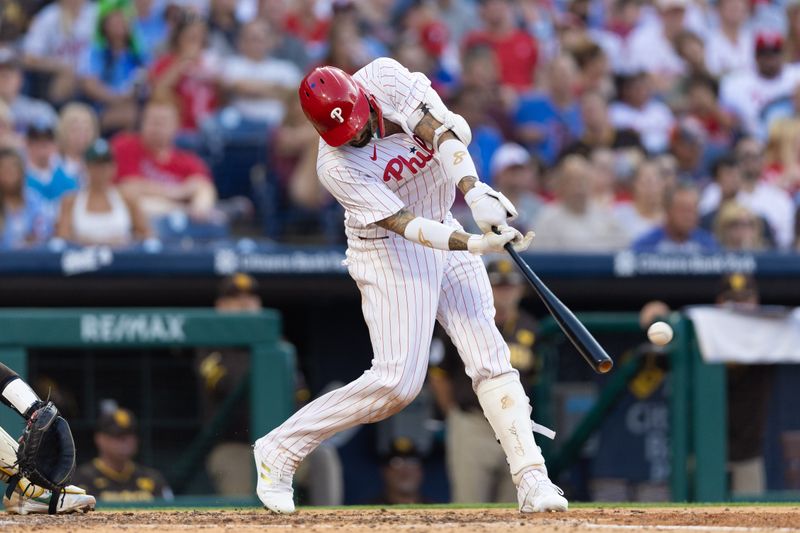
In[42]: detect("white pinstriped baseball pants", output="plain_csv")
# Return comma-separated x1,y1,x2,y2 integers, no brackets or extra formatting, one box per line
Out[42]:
258,233,516,474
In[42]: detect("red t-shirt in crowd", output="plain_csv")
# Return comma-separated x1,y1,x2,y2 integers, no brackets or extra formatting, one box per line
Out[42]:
284,14,330,44
148,54,219,131
112,133,211,185
463,30,538,91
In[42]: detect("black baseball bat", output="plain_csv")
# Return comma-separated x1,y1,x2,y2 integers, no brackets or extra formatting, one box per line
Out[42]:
497,231,614,374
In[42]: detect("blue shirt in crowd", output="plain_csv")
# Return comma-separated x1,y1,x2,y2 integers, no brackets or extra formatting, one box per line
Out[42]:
134,3,167,60
79,45,148,95
514,92,582,165
1,191,49,249
631,227,720,253
467,125,504,187
26,165,80,203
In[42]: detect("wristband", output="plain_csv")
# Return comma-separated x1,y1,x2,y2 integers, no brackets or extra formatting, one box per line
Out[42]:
404,217,456,251
1,377,40,418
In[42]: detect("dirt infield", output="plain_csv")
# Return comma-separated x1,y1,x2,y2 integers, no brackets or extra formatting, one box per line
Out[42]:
1,506,799,532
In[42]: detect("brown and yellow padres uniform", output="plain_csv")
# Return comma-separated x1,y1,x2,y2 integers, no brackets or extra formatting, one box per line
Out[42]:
72,459,171,502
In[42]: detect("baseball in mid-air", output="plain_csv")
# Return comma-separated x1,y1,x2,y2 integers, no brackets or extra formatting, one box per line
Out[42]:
647,321,674,346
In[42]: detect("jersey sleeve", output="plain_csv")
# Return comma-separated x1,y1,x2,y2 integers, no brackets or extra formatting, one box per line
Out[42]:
181,152,212,181
368,57,432,121
718,73,741,112
318,163,405,227
22,8,52,57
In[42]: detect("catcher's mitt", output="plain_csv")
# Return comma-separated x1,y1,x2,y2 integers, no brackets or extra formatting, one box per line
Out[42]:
7,401,76,514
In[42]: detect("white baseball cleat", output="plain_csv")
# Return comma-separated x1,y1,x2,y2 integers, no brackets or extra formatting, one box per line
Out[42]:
517,467,569,513
254,439,295,514
3,485,96,515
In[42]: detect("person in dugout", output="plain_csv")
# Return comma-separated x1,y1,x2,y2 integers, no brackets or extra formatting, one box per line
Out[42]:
73,406,173,502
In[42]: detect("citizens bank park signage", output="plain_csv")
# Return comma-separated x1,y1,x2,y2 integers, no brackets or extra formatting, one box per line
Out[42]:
213,249,347,275
0,247,780,278
613,251,757,277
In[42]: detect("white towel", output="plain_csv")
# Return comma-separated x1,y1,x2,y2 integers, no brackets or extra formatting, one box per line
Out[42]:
686,306,800,364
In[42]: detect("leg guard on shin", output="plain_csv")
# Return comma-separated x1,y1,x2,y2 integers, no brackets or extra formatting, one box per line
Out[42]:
477,373,554,485
0,425,46,500
0,424,19,482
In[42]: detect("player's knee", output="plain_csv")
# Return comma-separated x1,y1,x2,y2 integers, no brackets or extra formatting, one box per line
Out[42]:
373,374,422,412
394,383,423,410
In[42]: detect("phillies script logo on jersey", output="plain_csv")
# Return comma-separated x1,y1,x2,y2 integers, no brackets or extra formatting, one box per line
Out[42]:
383,135,435,182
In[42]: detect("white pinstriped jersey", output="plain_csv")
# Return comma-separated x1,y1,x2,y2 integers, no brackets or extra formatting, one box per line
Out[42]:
316,58,455,240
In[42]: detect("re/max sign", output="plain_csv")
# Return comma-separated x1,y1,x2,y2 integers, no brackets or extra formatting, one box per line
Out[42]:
80,314,187,343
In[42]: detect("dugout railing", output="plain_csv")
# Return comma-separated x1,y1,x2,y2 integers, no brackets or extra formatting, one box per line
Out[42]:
0,308,295,502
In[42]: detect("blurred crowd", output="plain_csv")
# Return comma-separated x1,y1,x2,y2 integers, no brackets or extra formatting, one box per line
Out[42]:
1,0,800,251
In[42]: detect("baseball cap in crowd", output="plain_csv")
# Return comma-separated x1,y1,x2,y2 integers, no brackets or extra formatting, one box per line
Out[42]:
218,272,259,298
656,0,687,10
486,258,524,286
755,32,784,54
26,122,55,141
97,407,138,437
85,138,114,163
0,47,20,69
671,117,707,146
717,273,758,302
490,143,531,180
420,21,449,57
382,436,421,466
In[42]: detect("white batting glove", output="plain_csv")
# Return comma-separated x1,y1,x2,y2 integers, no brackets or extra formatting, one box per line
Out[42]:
464,182,518,234
467,226,534,255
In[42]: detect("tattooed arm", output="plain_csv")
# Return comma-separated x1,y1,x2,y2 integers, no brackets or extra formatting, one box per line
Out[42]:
375,208,531,254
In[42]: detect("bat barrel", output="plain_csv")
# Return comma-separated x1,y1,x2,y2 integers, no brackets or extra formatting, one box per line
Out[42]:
504,245,614,374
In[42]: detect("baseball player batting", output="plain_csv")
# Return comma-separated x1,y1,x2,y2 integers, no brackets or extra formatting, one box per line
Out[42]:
254,57,567,514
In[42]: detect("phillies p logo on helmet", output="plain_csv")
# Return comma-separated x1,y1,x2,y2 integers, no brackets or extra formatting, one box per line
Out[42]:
298,66,373,146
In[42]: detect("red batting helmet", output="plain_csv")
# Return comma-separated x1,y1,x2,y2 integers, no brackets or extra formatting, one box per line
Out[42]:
299,66,377,147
